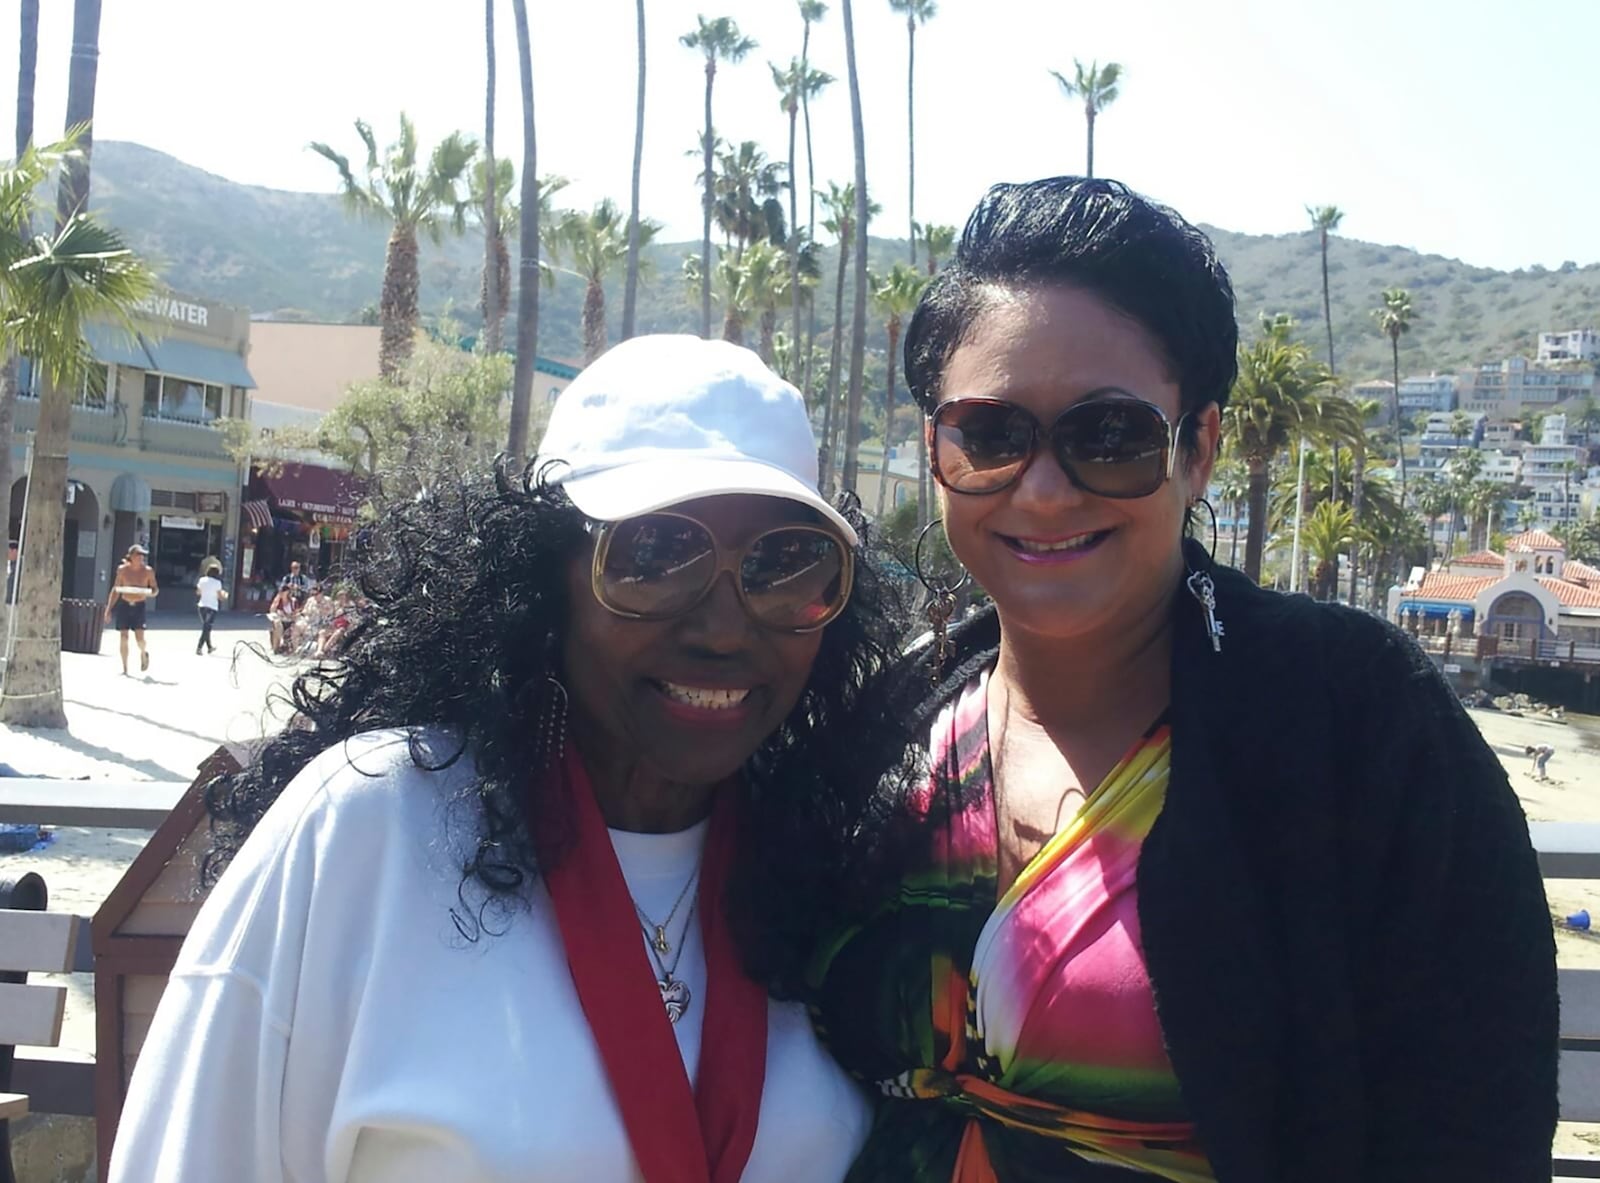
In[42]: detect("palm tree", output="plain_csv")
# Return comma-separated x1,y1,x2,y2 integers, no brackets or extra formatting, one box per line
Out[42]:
546,199,661,365
919,221,956,275
1465,478,1503,552
311,115,478,382
1222,324,1335,582
1373,287,1414,508
708,139,787,257
1306,206,1343,372
622,0,647,341
1304,501,1356,601
683,249,754,348
54,0,101,224
773,58,805,366
0,0,42,564
1442,446,1485,559
741,240,791,365
1414,476,1451,567
839,0,872,496
889,0,936,266
682,16,757,339
1049,59,1121,178
1346,396,1381,605
508,0,539,458
470,157,517,351
0,142,152,726
798,1,828,241
480,0,503,354
870,262,930,517
819,181,871,492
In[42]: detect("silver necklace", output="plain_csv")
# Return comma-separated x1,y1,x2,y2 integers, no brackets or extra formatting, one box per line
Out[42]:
639,891,699,1024
632,856,702,958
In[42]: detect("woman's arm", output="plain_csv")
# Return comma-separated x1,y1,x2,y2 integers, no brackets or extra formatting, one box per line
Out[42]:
1349,627,1557,1182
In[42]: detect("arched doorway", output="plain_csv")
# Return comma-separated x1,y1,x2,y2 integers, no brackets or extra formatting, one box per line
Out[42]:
1485,591,1547,655
8,475,104,599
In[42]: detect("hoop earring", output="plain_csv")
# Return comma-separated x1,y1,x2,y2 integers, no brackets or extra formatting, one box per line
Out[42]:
1184,497,1224,654
1188,496,1219,566
914,519,970,684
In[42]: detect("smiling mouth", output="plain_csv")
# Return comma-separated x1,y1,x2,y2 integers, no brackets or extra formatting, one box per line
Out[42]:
653,682,753,711
1001,529,1114,556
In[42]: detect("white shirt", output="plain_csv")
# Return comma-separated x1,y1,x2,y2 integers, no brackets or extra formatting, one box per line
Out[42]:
196,576,223,611
109,731,870,1183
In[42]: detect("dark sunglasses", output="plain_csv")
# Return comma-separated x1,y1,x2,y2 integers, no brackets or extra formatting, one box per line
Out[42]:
930,394,1185,498
589,511,854,634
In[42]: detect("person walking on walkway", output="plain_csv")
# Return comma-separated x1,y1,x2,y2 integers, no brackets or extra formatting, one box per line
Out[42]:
104,545,158,676
196,562,227,655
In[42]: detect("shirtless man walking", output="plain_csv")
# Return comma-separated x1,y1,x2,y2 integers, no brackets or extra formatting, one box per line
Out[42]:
104,545,159,676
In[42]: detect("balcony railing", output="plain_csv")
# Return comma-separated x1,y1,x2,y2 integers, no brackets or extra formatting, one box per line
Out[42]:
10,395,125,446
137,412,229,461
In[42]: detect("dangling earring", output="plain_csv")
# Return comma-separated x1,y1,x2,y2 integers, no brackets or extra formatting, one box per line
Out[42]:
1184,497,1224,653
532,633,570,769
914,519,971,684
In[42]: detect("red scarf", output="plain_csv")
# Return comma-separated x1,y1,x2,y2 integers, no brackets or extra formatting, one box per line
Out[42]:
538,744,767,1183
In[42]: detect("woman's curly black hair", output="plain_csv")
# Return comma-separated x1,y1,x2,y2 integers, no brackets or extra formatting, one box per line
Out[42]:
201,456,913,959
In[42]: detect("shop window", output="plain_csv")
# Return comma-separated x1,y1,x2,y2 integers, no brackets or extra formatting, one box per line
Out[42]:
17,360,109,410
150,490,174,508
143,373,224,424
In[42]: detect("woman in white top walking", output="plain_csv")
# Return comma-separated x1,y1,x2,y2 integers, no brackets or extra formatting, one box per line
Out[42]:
194,561,226,654
109,336,896,1183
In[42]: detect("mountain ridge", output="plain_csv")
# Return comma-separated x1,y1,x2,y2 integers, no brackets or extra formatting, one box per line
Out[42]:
88,140,1600,382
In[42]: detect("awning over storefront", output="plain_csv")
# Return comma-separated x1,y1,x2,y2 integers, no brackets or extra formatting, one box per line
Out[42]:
109,473,152,514
84,323,157,370
258,464,363,526
140,335,257,389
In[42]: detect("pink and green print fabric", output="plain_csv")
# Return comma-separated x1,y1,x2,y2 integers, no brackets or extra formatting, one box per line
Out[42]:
808,668,1215,1182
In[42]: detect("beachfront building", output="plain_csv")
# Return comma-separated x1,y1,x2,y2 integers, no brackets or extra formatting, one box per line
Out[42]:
6,288,255,609
1398,373,1458,415
1391,529,1600,705
1461,355,1598,415
1350,379,1395,423
236,321,581,610
1539,329,1600,365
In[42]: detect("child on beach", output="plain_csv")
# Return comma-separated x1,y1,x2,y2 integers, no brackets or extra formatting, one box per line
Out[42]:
1526,744,1556,782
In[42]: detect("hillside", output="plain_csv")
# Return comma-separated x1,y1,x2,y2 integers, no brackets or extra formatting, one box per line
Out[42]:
90,140,1600,382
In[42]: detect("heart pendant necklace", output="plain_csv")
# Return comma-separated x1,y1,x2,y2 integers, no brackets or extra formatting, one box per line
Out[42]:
636,870,701,1025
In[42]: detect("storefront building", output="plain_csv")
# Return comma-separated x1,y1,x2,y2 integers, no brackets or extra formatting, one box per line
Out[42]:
7,289,255,611
235,462,364,612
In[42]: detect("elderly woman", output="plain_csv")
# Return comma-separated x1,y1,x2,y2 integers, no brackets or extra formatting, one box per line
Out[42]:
743,179,1558,1182
109,336,885,1182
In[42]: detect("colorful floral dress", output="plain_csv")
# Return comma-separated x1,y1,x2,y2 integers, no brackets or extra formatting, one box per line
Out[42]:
808,668,1216,1182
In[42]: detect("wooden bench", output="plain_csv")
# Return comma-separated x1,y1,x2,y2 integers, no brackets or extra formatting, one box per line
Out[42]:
0,876,80,1183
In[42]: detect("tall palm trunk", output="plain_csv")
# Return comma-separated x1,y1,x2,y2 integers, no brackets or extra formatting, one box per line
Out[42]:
622,0,646,340
876,317,902,519
1228,497,1241,568
905,12,917,267
54,0,100,223
799,17,820,415
698,63,716,339
582,280,607,365
1,377,71,725
759,306,777,367
378,226,421,381
1390,336,1406,509
1320,227,1340,505
1348,440,1365,605
3,0,99,726
1084,106,1095,178
723,307,744,347
480,0,502,354
839,0,870,495
785,91,801,378
0,0,42,562
507,0,540,459
820,223,850,494
1243,455,1270,583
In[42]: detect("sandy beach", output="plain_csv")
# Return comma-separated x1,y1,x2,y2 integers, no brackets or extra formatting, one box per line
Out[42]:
5,623,1600,1166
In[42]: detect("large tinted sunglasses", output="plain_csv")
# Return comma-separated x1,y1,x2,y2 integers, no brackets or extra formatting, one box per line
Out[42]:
930,394,1185,498
590,511,854,634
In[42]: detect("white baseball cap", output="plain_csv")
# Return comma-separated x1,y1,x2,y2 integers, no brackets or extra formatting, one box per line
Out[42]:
539,335,857,545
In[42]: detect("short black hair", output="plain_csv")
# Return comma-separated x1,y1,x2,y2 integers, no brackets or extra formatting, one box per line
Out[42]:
904,176,1239,438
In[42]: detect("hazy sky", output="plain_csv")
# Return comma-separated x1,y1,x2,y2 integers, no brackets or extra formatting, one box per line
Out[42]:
8,0,1596,271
